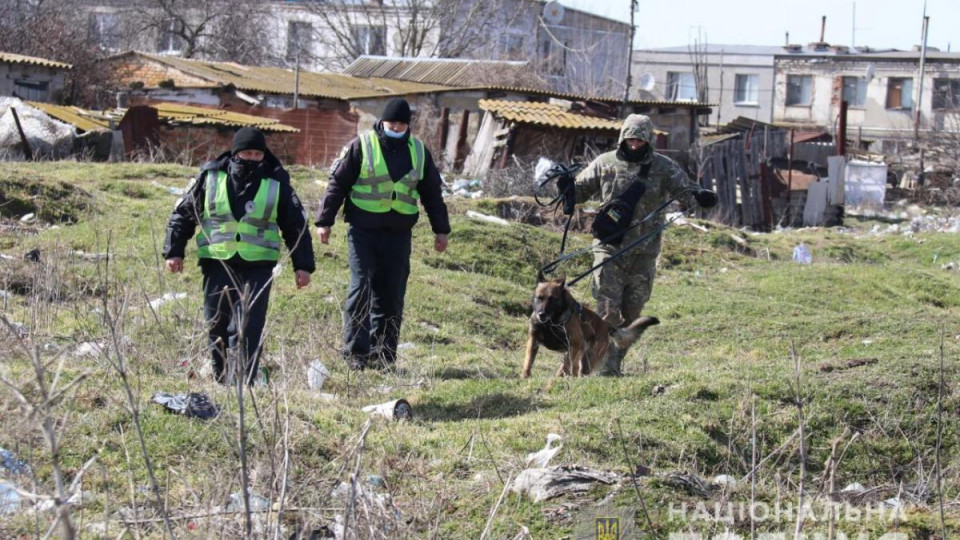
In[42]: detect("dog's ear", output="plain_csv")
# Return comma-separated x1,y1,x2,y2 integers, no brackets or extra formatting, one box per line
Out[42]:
557,275,566,287
536,270,546,283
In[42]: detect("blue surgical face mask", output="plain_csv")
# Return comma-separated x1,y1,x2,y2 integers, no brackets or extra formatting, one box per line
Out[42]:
383,127,407,139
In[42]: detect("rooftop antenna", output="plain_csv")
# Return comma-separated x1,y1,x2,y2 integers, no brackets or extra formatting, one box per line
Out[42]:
820,15,827,43
852,2,856,48
542,1,564,24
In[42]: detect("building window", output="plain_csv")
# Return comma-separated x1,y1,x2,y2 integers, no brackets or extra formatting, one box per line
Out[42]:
734,74,758,105
286,21,313,61
88,12,120,50
841,76,867,107
498,33,525,60
886,77,913,109
14,79,50,101
539,33,566,76
156,18,185,54
351,25,386,56
667,72,697,101
786,75,812,106
932,79,960,110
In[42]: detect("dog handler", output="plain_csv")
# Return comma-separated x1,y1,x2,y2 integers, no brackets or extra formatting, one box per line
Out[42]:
563,114,717,375
315,98,450,371
164,127,315,385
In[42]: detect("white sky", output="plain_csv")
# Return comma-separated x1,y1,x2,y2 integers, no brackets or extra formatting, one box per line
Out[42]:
562,0,959,52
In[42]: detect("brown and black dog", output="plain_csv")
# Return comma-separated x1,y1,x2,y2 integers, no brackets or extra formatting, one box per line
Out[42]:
521,273,659,378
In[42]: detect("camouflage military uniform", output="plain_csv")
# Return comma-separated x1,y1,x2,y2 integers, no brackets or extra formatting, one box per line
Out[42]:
574,115,698,373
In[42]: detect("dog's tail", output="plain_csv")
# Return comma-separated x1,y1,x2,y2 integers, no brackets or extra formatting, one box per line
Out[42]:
611,316,660,350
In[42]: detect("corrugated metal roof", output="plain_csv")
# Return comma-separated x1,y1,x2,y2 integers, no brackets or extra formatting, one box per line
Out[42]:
29,100,298,133
110,52,455,99
343,56,529,87
0,51,71,70
478,99,623,130
27,102,110,132
118,102,300,133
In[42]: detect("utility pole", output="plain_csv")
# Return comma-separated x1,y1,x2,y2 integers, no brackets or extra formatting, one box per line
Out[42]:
914,9,929,145
621,0,637,117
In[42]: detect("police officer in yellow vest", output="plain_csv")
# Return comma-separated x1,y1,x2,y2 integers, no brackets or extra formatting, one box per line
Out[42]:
316,98,450,371
164,127,315,385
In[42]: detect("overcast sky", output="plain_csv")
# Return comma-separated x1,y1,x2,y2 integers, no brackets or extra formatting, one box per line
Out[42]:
562,0,959,52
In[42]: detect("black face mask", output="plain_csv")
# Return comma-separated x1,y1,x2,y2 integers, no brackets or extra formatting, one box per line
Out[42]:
617,143,651,163
229,157,263,184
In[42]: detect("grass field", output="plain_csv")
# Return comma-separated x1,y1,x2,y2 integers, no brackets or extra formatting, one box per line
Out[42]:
1,162,959,539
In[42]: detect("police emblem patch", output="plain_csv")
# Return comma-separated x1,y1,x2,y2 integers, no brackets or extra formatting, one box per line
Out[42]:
245,201,256,213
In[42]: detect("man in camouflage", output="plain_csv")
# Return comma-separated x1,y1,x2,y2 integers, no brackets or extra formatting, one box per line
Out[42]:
571,114,717,375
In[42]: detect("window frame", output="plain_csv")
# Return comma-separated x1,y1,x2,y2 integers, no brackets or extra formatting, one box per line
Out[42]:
932,78,960,110
351,25,386,56
733,73,759,105
286,21,313,62
885,77,914,110
786,75,812,106
841,76,867,108
666,71,697,102
156,18,185,54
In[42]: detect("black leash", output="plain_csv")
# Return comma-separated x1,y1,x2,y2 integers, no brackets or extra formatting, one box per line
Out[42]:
533,162,582,255
540,187,701,286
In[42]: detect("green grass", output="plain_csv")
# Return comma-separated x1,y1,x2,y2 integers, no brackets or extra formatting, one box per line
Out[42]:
1,163,959,538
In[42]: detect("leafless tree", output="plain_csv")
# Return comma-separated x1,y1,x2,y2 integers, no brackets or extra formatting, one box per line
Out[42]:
301,0,518,71
121,0,276,62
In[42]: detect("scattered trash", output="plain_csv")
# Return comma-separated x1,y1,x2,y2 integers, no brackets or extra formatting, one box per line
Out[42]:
366,475,386,489
362,399,413,421
19,213,35,223
0,448,29,475
148,292,187,310
712,474,737,489
151,392,219,420
307,360,330,390
151,181,186,196
511,466,619,503
74,341,104,358
0,483,21,514
286,526,336,540
525,434,563,468
397,342,416,350
24,248,40,263
841,482,866,494
272,263,283,278
446,178,484,199
227,491,270,512
8,321,28,338
942,262,957,271
465,210,510,226
792,243,812,264
881,497,905,511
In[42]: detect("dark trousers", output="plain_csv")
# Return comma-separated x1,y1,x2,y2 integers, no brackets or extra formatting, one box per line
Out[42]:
201,262,273,385
343,226,411,364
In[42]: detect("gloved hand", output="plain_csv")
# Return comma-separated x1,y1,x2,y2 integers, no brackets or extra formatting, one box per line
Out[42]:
557,174,576,215
694,189,718,208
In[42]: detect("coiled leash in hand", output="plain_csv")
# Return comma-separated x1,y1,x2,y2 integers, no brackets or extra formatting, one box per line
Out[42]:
533,162,582,255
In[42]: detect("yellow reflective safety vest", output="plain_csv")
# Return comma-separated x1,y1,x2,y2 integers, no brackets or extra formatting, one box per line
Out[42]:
349,131,425,214
196,170,281,262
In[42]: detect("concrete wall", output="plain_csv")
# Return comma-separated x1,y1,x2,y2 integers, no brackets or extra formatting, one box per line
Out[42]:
774,56,960,148
632,48,777,125
0,63,69,103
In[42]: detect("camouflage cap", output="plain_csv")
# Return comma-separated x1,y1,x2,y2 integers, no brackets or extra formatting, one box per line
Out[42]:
619,114,656,146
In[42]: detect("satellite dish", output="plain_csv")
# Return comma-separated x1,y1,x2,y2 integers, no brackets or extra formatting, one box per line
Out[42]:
542,1,565,24
864,64,875,81
638,72,656,92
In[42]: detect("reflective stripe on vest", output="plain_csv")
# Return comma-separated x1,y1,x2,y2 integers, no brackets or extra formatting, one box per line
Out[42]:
196,170,281,262
350,131,425,214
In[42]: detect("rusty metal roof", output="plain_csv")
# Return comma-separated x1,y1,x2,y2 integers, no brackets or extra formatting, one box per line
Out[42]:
0,51,71,70
29,100,298,133
109,52,455,99
478,99,623,130
27,102,110,132
343,56,529,87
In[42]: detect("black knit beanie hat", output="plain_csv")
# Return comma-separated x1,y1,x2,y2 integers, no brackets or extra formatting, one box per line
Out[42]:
381,98,412,123
231,127,267,155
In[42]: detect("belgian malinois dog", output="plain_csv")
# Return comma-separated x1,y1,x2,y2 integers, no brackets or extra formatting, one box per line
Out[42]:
521,273,659,378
